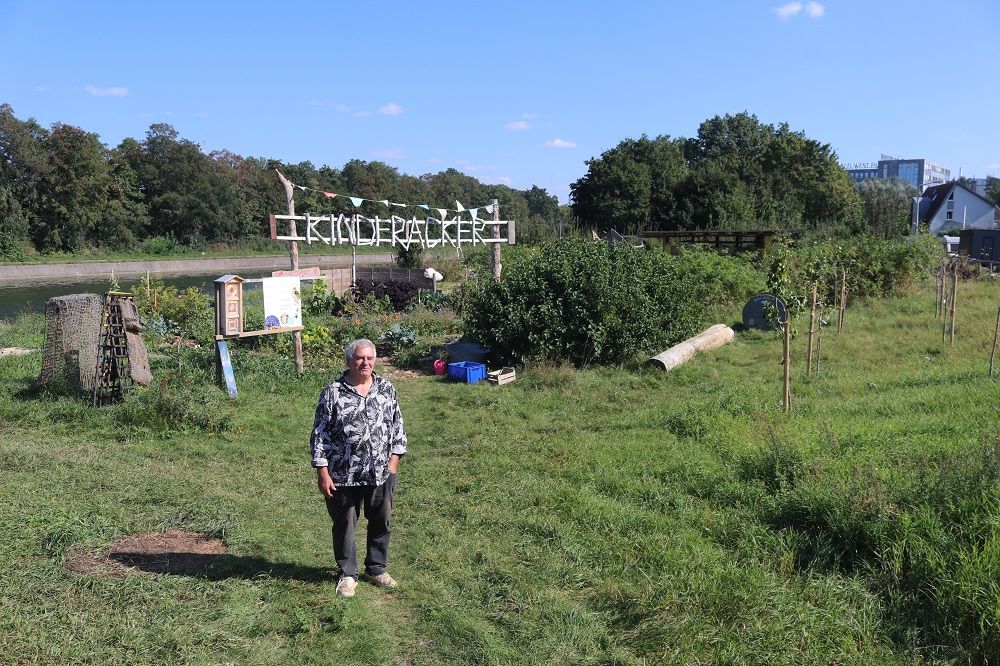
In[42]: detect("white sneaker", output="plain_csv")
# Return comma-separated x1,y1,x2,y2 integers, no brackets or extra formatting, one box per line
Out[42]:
336,576,357,597
361,571,398,589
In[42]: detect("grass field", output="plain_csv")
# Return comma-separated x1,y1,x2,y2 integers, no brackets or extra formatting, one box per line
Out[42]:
2,277,1000,664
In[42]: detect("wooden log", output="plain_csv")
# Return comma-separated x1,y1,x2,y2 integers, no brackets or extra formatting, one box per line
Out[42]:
646,324,735,371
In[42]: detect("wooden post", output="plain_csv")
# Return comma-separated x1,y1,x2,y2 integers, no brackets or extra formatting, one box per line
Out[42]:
837,268,847,333
990,302,1000,377
942,263,949,346
783,319,791,413
806,283,817,377
949,259,959,346
815,315,823,375
490,199,502,280
275,169,305,374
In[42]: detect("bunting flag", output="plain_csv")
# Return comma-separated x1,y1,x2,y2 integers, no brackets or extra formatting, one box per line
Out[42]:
284,178,501,215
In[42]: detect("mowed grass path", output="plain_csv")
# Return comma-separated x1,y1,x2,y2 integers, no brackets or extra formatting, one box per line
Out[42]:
2,278,1000,664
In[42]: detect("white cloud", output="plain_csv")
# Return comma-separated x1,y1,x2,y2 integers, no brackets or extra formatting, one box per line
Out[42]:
33,85,52,93
505,120,531,131
378,102,404,116
372,148,406,159
85,85,128,97
309,100,327,107
773,2,802,19
493,176,514,186
805,1,825,17
542,138,576,149
984,162,1000,170
335,103,351,112
196,111,209,119
354,111,372,118
521,113,539,119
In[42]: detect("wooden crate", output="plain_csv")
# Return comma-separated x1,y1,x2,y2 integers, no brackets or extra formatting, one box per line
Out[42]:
487,367,516,386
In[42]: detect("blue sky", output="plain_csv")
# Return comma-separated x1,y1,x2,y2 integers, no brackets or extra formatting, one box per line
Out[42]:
2,1,999,204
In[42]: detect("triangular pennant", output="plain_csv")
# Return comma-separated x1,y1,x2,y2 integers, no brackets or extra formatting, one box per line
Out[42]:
379,199,389,207
454,200,465,212
323,192,337,199
390,202,407,207
350,197,365,207
297,185,308,191
484,204,494,214
435,208,448,219
469,208,479,219
418,204,430,210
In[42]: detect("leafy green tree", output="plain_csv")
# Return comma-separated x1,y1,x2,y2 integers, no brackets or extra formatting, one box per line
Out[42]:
571,114,861,235
985,176,1000,208
0,104,47,258
570,135,685,234
856,178,918,238
37,123,111,252
128,124,240,244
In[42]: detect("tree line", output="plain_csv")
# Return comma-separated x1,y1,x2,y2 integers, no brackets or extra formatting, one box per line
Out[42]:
569,111,1000,239
0,104,566,261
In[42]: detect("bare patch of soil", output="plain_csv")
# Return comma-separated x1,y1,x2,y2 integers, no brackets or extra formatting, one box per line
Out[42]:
65,530,227,577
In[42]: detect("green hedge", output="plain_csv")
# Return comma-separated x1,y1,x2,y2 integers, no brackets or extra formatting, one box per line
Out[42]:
462,238,707,366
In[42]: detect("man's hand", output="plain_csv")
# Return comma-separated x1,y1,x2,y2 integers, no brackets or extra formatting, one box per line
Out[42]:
388,454,400,475
316,467,335,498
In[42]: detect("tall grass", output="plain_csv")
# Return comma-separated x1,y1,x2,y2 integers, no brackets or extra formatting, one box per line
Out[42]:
2,276,1000,663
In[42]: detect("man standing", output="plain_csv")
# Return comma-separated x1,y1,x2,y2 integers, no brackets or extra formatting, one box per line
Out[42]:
311,338,407,597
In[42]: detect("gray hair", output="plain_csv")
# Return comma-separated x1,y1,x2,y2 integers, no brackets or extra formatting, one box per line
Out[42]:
344,338,377,365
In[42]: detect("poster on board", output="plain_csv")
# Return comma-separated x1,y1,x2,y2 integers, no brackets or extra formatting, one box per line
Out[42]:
262,277,302,329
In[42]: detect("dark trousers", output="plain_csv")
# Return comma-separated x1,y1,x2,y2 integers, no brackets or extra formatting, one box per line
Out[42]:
325,474,396,579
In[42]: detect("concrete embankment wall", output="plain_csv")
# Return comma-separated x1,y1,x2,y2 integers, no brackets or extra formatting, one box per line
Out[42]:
0,253,395,283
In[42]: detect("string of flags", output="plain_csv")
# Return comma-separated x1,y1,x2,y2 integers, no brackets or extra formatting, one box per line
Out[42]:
289,179,496,221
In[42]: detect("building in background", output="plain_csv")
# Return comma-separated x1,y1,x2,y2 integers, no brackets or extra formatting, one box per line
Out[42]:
846,154,950,189
914,182,999,235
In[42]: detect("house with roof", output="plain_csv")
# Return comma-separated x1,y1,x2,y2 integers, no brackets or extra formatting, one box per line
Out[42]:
914,182,1000,235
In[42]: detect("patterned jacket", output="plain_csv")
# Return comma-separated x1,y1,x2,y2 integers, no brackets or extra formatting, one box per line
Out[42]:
310,373,408,486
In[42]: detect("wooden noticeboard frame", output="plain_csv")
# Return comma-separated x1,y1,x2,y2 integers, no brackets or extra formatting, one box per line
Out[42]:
212,273,305,397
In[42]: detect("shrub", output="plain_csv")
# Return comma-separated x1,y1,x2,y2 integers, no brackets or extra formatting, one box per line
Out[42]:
141,235,180,256
463,237,706,366
352,279,419,311
671,246,765,306
305,278,346,316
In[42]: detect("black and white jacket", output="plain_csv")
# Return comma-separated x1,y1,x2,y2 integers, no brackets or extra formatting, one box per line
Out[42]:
310,373,408,486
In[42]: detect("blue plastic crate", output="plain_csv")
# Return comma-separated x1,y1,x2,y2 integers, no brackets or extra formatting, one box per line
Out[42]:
447,361,487,384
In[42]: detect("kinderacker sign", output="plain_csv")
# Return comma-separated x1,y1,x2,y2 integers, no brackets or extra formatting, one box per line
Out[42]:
269,213,516,249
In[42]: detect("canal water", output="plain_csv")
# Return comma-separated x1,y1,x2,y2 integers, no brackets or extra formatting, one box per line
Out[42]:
0,271,273,319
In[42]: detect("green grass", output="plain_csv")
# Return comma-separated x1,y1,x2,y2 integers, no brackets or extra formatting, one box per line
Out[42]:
3,278,1000,663
1,242,392,265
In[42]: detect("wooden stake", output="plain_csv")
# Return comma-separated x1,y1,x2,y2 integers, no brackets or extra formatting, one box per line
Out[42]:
783,319,791,413
806,283,817,377
950,260,959,346
838,268,847,333
815,316,823,375
942,264,949,346
490,198,502,280
990,302,1000,377
275,169,305,374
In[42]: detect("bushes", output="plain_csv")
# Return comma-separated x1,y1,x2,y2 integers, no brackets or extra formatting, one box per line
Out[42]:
463,238,707,366
764,234,944,314
352,279,419,311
